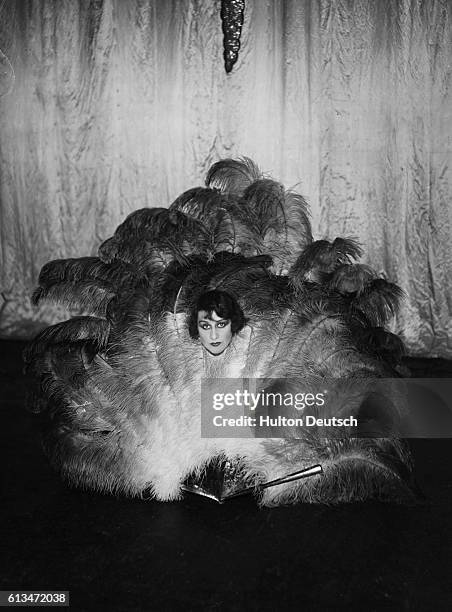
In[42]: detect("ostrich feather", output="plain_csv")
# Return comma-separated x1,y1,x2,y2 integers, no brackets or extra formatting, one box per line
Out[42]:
114,207,172,237
205,157,262,195
351,279,405,326
170,187,258,257
173,253,273,313
328,264,377,295
205,180,315,274
99,235,187,272
24,316,110,363
33,258,140,315
105,287,158,343
25,342,97,402
289,238,364,288
207,254,272,293
290,281,346,322
280,191,313,260
32,281,115,315
113,207,207,244
240,309,294,376
169,187,225,217
170,188,229,255
218,178,295,272
239,179,287,238
237,275,292,314
253,189,314,274
260,439,416,506
98,237,120,264
352,327,406,368
99,208,209,268
37,257,136,287
254,309,301,377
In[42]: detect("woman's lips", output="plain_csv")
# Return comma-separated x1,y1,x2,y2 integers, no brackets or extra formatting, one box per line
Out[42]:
211,342,221,346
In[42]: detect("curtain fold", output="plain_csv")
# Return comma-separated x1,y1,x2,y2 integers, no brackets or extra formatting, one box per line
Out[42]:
1,0,451,355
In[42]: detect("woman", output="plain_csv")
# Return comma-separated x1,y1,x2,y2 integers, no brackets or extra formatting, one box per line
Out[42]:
189,290,245,355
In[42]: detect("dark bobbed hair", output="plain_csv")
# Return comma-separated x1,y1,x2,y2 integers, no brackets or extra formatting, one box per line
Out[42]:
188,290,246,339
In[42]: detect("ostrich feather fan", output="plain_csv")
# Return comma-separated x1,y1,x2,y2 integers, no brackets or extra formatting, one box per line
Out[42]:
25,158,416,506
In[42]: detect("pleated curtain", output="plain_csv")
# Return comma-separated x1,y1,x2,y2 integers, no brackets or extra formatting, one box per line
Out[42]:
0,0,451,356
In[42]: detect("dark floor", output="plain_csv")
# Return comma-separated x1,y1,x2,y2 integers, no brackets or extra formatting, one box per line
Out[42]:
2,339,452,611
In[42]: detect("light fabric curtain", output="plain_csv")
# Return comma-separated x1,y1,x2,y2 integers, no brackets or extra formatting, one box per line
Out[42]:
0,0,451,356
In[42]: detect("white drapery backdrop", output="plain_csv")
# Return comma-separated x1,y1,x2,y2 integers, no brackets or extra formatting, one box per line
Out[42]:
0,0,451,356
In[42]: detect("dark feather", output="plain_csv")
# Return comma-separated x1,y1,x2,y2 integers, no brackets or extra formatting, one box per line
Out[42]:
99,208,209,268
24,317,110,364
173,253,273,313
170,187,258,257
289,238,363,288
205,157,262,195
282,191,312,249
32,281,115,315
351,279,405,326
98,237,120,263
171,189,236,255
114,207,170,237
239,179,287,238
169,187,225,217
298,445,418,504
207,257,273,296
25,341,98,397
232,187,313,274
290,282,349,322
33,257,140,314
114,208,206,243
353,326,406,367
253,187,314,274
101,238,173,270
328,264,377,295
106,286,156,339
238,275,292,313
37,257,135,287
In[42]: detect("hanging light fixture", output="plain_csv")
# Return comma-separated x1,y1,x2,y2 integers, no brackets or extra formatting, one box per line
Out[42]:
221,0,245,73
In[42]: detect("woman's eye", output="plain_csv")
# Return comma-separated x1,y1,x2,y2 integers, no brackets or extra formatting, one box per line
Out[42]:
200,324,210,330
217,321,229,328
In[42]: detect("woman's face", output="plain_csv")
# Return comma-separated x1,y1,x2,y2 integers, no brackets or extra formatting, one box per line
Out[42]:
197,310,233,355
